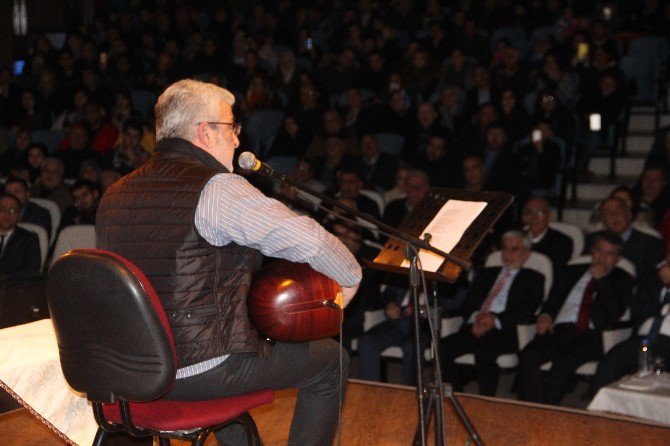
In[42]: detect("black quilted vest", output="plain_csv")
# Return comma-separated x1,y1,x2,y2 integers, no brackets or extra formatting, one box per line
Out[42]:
96,138,265,367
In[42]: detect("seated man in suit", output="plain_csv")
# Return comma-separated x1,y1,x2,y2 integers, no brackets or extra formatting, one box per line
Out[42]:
328,160,381,220
586,196,664,283
590,253,670,396
440,230,545,396
522,197,573,270
360,133,399,193
59,180,100,230
516,230,635,404
383,169,431,229
0,194,41,278
356,281,419,385
2,177,52,239
357,171,432,384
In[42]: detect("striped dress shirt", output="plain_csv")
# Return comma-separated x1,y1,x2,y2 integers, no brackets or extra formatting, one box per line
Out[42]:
175,172,362,379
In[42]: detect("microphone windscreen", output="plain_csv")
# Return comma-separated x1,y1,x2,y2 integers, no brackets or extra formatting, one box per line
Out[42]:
238,151,257,170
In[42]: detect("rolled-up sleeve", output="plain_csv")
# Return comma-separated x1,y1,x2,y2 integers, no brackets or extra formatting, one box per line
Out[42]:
195,173,362,287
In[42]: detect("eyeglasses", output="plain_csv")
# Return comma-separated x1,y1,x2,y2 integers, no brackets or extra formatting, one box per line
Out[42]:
198,121,242,136
522,208,548,217
0,206,19,215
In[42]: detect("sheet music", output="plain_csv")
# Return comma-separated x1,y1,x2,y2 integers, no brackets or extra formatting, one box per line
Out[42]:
401,199,487,272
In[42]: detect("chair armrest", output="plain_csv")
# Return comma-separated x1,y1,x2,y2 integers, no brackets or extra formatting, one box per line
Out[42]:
602,327,632,353
363,309,386,332
517,324,537,350
440,316,464,337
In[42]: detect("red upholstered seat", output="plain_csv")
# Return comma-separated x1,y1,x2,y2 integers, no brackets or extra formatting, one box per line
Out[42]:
48,249,273,445
102,389,273,431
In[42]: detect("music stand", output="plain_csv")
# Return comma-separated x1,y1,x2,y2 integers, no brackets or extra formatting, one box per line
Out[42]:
365,187,513,446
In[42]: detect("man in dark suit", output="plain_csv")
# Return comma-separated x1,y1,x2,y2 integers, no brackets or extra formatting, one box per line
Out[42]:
410,134,462,188
590,254,670,396
3,177,52,240
330,161,381,220
440,231,545,396
383,169,431,229
356,169,432,385
516,230,635,405
481,122,522,196
586,196,664,283
0,194,41,278
522,197,573,270
360,133,399,192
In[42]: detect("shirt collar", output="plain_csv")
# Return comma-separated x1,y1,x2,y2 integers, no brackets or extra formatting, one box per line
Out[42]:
529,228,548,244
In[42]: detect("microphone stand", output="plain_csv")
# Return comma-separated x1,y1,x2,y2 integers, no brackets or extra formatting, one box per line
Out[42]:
242,161,483,446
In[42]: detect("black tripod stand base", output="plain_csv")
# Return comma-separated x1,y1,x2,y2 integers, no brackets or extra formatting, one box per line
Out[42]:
413,382,484,446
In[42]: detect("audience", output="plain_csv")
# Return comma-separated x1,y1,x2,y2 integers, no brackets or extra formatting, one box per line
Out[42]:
0,194,42,278
516,231,634,404
440,231,544,396
59,180,100,230
522,197,573,270
2,177,52,239
30,157,74,213
590,253,670,396
0,0,668,407
586,196,664,283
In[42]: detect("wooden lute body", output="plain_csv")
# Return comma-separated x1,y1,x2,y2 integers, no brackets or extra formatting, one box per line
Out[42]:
247,259,343,342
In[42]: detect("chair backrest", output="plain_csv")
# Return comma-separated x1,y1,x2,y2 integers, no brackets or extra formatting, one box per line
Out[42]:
245,109,285,156
568,254,637,278
484,250,553,300
631,221,662,239
16,222,48,272
48,249,176,403
50,224,97,268
549,221,585,259
28,198,61,246
359,188,385,217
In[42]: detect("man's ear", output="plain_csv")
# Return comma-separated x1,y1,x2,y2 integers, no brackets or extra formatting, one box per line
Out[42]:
195,122,210,148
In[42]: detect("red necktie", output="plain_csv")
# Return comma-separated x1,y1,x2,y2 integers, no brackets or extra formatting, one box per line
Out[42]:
481,269,511,313
575,278,594,332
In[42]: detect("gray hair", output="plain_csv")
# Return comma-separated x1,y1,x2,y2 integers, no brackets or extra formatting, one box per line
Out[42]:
502,229,532,250
154,79,236,141
405,169,430,186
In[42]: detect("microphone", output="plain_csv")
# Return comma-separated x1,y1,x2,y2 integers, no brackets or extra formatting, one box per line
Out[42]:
238,151,288,182
238,151,263,171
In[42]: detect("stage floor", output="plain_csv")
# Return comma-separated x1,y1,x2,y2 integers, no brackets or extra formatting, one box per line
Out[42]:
2,379,669,445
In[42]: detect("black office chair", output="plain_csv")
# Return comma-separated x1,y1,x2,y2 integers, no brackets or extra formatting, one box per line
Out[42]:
47,249,273,446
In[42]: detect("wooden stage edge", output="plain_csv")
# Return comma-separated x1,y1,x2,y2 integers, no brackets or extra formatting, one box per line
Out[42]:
2,379,669,446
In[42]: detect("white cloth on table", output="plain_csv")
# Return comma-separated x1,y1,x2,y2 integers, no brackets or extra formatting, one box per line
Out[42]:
0,319,96,445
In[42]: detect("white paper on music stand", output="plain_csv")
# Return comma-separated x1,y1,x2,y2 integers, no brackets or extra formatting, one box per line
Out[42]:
401,199,487,272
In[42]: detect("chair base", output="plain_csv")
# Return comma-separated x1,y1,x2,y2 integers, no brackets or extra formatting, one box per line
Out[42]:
94,412,262,446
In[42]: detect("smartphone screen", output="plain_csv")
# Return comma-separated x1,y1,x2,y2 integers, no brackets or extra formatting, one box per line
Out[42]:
577,43,589,60
589,113,602,131
13,60,25,76
532,129,542,142
603,7,612,21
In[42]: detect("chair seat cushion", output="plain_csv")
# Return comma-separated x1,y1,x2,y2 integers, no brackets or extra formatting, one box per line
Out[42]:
102,389,273,431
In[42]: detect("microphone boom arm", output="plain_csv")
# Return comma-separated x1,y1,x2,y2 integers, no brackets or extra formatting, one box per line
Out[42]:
241,157,470,270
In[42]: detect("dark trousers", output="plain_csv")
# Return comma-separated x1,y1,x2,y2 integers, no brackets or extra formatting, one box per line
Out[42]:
590,334,670,396
166,339,349,446
356,317,416,385
439,325,517,396
516,323,602,404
